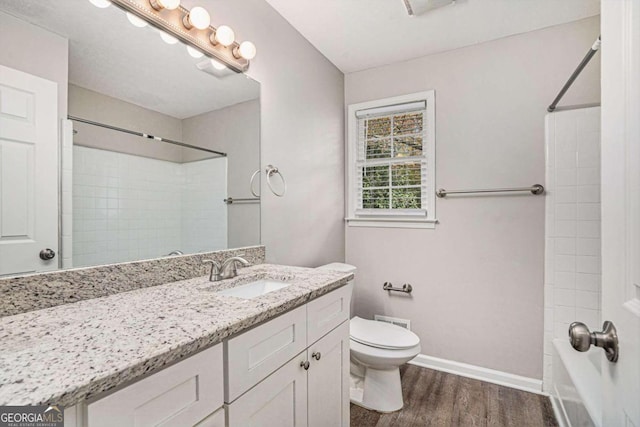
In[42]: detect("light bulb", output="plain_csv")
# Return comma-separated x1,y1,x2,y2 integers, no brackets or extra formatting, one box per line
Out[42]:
160,31,178,45
89,0,111,8
214,25,235,47
149,0,180,10
127,12,148,28
187,46,204,58
210,59,227,70
184,6,210,30
236,41,257,60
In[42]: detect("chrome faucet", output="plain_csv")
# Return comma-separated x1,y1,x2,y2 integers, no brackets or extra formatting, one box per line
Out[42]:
202,259,222,282
202,255,250,282
220,256,251,279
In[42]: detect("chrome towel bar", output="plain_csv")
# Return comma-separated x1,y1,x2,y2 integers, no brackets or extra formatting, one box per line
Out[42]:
224,197,260,204
436,184,544,198
383,282,413,294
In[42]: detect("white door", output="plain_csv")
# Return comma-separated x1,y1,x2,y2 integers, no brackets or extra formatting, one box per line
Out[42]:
308,321,350,427
601,0,640,426
0,65,58,276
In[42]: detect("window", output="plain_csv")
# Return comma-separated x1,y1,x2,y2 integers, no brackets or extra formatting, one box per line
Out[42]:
347,91,436,228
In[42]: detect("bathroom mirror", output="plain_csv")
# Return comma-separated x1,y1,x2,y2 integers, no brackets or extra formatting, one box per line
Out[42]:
0,0,260,275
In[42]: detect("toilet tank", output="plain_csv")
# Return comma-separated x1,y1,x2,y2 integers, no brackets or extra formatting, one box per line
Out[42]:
316,263,357,317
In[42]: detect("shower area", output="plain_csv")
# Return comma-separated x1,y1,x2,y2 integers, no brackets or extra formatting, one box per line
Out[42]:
71,145,226,268
545,106,602,427
65,85,228,268
543,36,603,427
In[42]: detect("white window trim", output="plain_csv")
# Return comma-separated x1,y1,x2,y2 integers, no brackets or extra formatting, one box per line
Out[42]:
346,91,437,229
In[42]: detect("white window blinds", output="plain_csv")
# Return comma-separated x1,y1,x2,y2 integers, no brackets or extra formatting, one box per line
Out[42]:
355,101,429,217
355,101,426,119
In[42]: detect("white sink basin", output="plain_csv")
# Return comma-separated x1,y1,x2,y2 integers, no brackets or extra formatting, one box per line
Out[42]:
216,280,290,299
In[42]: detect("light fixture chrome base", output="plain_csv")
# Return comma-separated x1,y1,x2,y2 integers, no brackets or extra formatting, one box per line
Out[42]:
148,0,164,11
109,0,250,73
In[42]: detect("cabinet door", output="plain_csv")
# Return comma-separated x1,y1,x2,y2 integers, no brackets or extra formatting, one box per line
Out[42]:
308,321,350,427
194,407,225,427
86,344,223,427
227,352,308,427
225,305,307,402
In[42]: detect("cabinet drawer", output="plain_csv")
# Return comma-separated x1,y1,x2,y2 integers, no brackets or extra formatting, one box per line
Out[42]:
307,283,352,345
225,305,307,403
86,344,223,427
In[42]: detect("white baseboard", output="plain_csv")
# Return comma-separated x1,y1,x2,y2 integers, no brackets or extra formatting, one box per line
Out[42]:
408,354,543,395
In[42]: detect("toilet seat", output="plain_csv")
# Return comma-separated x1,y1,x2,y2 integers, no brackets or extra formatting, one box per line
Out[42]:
350,316,420,350
350,338,421,361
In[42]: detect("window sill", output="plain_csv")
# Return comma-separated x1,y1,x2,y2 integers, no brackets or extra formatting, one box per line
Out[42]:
345,217,438,229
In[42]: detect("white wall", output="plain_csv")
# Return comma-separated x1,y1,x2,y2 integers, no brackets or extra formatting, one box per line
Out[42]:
0,11,68,125
69,84,184,162
544,107,601,390
345,17,601,379
194,0,346,266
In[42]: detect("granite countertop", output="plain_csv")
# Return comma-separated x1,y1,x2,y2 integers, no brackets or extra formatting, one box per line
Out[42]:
0,264,353,407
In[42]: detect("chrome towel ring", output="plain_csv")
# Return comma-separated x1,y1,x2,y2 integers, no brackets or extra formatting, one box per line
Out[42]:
249,169,260,198
265,165,286,197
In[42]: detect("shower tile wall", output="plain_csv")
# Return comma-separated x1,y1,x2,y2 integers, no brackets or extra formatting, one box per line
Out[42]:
182,158,228,254
61,122,74,269
543,107,601,391
72,146,227,267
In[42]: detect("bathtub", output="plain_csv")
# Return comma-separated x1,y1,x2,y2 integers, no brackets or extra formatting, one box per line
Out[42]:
552,339,602,427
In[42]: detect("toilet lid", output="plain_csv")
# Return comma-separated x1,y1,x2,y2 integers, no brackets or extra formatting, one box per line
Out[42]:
350,317,420,350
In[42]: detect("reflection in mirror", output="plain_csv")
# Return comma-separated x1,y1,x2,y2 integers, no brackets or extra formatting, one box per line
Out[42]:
0,0,260,275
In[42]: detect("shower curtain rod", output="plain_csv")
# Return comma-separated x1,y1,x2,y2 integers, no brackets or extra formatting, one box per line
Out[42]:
68,115,227,157
547,36,601,113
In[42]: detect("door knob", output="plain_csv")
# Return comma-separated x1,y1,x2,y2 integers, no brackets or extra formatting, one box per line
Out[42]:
568,321,619,362
312,351,321,361
300,360,310,370
39,248,56,261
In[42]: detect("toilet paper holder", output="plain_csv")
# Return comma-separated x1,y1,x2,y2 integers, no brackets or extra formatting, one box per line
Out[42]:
383,282,413,294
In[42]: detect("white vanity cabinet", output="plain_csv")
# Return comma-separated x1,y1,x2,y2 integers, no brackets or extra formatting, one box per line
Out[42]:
226,284,352,427
226,322,349,427
81,344,224,427
64,283,351,427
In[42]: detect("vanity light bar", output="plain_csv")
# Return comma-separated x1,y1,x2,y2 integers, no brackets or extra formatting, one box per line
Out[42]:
108,0,253,73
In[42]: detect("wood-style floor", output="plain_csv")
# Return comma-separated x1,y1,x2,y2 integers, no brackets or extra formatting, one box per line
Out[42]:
350,365,558,427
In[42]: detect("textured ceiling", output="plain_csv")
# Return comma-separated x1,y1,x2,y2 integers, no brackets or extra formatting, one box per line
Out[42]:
0,0,259,119
264,0,601,73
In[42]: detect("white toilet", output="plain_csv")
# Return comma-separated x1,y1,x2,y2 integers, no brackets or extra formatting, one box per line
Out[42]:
317,263,421,413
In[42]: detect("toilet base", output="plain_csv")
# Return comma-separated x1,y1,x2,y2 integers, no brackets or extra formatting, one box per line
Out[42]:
350,367,403,413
